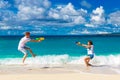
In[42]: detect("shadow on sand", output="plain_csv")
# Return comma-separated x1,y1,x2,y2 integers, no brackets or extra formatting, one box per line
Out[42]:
91,65,110,67
41,66,63,69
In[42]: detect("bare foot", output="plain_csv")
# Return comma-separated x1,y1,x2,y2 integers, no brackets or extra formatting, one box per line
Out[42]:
32,54,36,57
88,64,92,66
86,63,92,67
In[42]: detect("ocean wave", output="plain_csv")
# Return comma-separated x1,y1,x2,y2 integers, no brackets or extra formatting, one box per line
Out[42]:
0,54,120,67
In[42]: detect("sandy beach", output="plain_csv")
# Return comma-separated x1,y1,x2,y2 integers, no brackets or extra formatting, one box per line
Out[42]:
0,73,120,80
0,64,120,80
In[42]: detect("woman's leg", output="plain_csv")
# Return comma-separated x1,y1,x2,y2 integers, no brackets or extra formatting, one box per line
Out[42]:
84,57,91,67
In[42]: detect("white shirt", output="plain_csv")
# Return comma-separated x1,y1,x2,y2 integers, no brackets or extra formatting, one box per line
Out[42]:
18,36,31,49
87,45,94,55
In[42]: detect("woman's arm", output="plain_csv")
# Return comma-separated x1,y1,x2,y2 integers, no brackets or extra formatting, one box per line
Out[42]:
81,44,87,47
76,42,87,47
84,45,91,48
76,42,91,48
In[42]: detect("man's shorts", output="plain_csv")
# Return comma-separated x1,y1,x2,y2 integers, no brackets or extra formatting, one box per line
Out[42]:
18,46,30,55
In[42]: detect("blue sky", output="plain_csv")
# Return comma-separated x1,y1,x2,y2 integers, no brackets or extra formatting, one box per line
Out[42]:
0,0,120,35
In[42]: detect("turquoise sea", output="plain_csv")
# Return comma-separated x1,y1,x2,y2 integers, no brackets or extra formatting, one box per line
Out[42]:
0,35,120,66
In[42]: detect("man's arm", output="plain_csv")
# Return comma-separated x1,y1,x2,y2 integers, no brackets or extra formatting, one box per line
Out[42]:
30,39,41,42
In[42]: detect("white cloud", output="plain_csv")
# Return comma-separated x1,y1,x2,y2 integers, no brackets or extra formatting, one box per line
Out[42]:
17,5,45,20
48,9,60,19
0,10,16,22
60,3,78,15
96,31,110,34
48,3,78,20
79,8,87,16
3,1,87,26
0,0,10,8
0,1,14,22
42,0,51,8
73,16,86,24
0,25,10,30
80,0,91,8
85,24,94,27
69,29,90,35
16,0,51,20
0,25,23,30
107,11,120,26
48,3,87,25
90,6,106,26
30,30,45,34
81,29,90,34
68,29,81,35
15,0,51,8
1,0,120,35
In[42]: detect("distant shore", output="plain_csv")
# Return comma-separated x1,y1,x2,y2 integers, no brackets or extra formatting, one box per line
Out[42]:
0,32,120,37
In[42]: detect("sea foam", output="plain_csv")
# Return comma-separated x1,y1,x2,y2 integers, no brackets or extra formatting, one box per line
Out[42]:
0,54,120,67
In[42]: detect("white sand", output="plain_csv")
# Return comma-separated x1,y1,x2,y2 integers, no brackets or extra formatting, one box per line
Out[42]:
0,64,120,80
0,74,120,80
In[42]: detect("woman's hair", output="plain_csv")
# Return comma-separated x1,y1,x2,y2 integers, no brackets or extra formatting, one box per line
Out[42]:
88,40,93,45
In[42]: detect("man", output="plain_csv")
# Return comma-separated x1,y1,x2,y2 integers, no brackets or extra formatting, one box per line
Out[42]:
18,32,41,63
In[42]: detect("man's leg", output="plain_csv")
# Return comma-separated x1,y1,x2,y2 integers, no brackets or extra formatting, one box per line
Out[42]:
19,48,28,63
24,47,36,57
28,48,36,57
22,54,28,63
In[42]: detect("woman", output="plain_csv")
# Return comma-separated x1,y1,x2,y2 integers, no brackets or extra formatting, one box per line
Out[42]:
76,40,95,67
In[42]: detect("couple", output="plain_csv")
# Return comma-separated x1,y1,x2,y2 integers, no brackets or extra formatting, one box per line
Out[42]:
18,32,95,67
